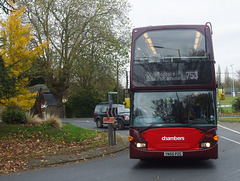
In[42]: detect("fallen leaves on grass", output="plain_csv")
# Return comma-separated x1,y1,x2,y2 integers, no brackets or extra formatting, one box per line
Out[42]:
0,124,108,174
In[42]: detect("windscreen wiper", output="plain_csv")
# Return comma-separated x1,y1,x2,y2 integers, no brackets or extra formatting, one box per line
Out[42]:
139,123,208,133
139,122,161,133
139,121,169,133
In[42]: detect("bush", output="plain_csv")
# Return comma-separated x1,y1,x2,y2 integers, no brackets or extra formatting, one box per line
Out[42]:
25,112,62,129
26,112,43,126
65,89,101,118
43,114,62,130
2,106,27,124
232,97,240,112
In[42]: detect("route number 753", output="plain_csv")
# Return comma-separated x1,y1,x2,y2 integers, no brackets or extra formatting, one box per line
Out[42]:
186,71,198,80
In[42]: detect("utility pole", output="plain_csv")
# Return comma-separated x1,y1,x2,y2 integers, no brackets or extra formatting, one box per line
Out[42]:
126,71,129,89
117,60,119,103
231,64,235,97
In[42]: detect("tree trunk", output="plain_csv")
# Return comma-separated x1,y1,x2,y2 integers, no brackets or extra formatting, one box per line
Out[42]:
46,72,68,118
55,96,64,118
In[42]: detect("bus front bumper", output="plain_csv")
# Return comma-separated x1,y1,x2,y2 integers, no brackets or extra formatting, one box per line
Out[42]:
130,143,218,159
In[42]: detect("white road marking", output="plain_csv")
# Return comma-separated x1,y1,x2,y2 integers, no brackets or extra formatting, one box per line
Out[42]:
218,124,240,135
73,120,90,123
231,168,240,175
218,124,240,145
218,124,240,178
220,136,240,145
224,167,240,178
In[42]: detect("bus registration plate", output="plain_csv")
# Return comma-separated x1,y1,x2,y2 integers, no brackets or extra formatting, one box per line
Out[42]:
164,152,183,157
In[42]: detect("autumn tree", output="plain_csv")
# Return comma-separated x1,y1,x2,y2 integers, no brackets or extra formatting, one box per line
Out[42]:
0,7,46,110
18,0,131,117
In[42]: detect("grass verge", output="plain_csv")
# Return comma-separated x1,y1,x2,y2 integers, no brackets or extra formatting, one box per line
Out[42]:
218,96,235,105
218,96,240,114
0,122,108,173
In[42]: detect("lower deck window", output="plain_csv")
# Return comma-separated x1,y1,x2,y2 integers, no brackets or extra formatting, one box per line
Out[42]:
132,91,216,127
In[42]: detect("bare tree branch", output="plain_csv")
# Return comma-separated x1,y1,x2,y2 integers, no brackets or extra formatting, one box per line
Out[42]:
0,0,16,14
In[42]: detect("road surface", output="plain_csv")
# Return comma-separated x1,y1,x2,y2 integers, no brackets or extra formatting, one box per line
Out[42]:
1,119,240,181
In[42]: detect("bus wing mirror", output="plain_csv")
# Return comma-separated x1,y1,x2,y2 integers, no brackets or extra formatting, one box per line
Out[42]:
123,98,130,108
218,89,225,100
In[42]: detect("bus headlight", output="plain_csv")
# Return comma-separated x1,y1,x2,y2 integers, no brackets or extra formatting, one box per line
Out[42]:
136,143,146,148
201,142,211,148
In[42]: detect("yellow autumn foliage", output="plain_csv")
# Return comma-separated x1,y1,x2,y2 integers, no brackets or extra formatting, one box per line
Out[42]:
0,7,47,110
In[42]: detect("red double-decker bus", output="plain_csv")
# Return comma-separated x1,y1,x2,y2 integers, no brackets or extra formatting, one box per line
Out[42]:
126,23,218,159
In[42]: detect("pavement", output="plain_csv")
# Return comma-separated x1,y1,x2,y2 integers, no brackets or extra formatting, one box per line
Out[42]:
29,133,129,169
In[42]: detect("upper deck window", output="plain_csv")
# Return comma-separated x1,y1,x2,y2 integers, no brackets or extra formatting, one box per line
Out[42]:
132,29,213,87
134,29,209,62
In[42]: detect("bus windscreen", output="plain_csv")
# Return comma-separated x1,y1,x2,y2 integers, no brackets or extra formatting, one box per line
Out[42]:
132,91,216,127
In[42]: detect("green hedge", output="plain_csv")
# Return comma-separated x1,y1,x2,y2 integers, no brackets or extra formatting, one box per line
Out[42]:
65,92,101,118
2,106,27,124
232,97,240,112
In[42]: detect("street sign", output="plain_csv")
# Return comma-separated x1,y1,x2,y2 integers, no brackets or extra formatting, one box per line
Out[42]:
107,91,118,147
103,117,115,123
107,107,117,117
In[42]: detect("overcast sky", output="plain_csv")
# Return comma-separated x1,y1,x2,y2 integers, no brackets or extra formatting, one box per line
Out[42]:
129,0,240,78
